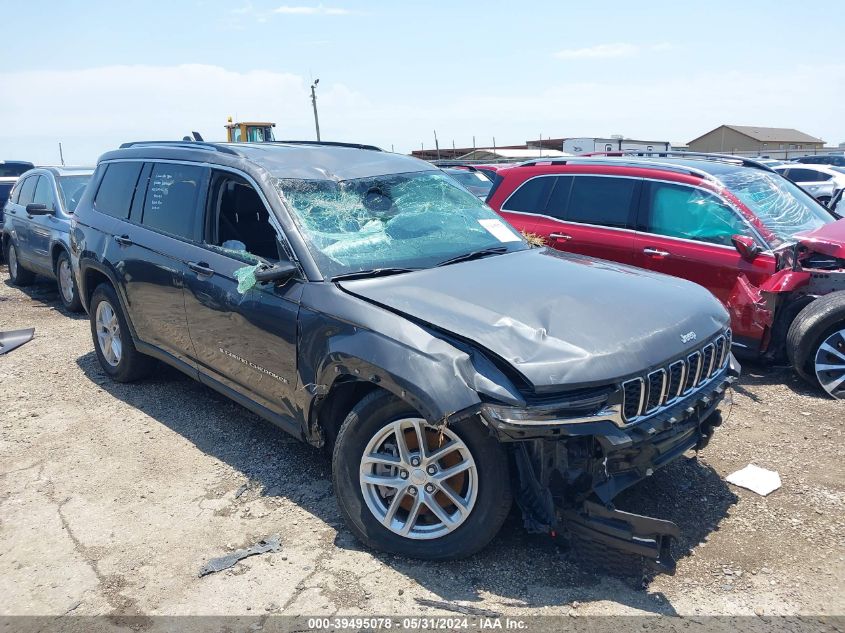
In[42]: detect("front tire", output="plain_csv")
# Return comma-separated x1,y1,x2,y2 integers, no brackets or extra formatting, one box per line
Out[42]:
89,283,154,382
786,292,845,399
332,390,512,559
56,251,82,312
6,241,36,286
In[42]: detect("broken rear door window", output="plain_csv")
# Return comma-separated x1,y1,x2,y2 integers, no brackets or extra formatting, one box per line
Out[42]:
274,171,528,278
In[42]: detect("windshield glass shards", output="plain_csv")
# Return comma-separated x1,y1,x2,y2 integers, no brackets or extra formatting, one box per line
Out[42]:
274,171,527,278
721,170,834,246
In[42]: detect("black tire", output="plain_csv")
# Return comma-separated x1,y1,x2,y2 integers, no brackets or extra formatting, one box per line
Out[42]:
6,240,36,286
55,250,83,312
89,283,154,382
786,291,845,397
332,390,512,560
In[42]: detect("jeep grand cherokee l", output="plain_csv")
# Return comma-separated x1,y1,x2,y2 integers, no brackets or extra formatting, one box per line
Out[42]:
70,141,737,569
486,153,845,398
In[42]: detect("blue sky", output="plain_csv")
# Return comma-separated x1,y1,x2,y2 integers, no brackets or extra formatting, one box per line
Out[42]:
2,0,843,164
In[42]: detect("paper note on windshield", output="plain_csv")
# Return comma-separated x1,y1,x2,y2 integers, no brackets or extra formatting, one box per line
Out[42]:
478,219,521,243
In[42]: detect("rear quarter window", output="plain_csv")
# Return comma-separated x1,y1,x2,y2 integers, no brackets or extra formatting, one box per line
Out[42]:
501,176,555,212
95,162,144,219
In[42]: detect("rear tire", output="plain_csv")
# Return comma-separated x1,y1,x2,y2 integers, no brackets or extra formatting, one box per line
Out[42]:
56,251,82,312
89,283,154,382
786,292,845,398
332,390,512,559
6,241,36,286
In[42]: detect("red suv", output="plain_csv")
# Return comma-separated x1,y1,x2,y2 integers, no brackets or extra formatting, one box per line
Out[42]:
486,154,845,398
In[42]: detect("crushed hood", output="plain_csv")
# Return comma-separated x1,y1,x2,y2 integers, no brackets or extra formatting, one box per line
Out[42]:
795,218,845,259
339,248,729,389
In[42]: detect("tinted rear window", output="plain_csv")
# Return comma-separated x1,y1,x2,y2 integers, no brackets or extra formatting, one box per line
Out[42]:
140,163,204,240
502,176,554,212
565,176,637,228
95,162,143,219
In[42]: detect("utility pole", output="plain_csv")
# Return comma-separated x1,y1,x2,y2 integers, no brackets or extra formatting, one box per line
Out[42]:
434,130,440,161
310,79,321,142
58,142,65,166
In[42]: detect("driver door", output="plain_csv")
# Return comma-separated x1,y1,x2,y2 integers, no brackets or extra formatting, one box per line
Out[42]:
182,170,303,426
632,180,776,343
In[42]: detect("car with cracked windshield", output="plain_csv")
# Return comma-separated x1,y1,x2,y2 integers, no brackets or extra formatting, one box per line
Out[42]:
69,140,738,570
486,153,845,399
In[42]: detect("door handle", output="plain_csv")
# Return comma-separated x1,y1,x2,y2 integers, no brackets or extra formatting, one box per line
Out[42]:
643,247,671,258
113,235,133,246
549,232,573,240
188,261,214,276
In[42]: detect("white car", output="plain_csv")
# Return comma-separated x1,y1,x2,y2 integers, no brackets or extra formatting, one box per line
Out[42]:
774,163,845,205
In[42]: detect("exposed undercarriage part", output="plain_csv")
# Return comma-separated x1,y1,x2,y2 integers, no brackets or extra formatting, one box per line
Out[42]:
508,375,732,574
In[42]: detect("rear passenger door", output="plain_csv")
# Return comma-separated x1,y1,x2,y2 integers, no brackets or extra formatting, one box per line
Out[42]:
7,175,38,261
96,160,204,369
543,175,640,264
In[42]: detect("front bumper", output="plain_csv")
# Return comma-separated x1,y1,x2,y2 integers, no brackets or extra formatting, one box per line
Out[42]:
481,354,740,572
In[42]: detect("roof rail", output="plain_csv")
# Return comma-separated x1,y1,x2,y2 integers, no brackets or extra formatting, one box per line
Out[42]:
272,140,383,152
583,150,776,172
515,156,716,181
118,140,240,155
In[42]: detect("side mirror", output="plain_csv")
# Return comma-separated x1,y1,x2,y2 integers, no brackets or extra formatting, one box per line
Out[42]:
732,234,761,261
253,260,298,284
25,203,52,216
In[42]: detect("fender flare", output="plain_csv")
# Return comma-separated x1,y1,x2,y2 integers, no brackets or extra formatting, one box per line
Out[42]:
78,258,140,341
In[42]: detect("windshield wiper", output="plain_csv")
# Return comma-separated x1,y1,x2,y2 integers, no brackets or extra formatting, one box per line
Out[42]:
436,246,509,267
331,267,419,282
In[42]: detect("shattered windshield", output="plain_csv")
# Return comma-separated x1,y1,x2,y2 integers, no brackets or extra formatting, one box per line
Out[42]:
721,170,835,246
274,171,527,278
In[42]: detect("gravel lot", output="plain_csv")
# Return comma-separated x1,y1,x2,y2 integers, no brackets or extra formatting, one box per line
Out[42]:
1,268,843,620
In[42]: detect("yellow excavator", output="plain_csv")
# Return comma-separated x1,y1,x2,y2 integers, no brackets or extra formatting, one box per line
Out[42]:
224,117,276,143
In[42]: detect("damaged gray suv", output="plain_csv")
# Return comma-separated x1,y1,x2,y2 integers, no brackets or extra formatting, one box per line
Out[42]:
70,140,738,570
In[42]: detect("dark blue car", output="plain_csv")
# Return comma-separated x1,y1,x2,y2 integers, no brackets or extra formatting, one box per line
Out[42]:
2,166,93,311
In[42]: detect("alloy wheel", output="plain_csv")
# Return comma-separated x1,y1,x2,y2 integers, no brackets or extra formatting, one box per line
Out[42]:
8,246,17,278
814,328,845,399
59,259,74,304
359,417,478,540
95,300,122,367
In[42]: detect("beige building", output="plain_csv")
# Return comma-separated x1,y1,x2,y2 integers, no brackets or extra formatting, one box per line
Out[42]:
688,125,825,154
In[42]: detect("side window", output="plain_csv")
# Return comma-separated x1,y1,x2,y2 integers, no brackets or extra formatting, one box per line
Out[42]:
17,176,38,206
32,176,56,209
644,182,753,247
789,169,829,182
543,176,574,219
501,177,555,213
95,162,143,219
566,176,637,229
204,172,281,262
141,163,205,240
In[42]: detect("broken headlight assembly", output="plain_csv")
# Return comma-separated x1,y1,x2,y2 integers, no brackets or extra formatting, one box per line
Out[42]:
480,389,621,427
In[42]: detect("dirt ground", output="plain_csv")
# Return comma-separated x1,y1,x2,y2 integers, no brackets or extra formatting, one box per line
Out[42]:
1,268,843,621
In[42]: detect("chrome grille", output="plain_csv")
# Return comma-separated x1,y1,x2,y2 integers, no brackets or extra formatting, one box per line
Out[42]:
622,378,645,420
645,369,667,412
621,331,731,424
702,343,716,380
684,351,702,393
667,360,685,401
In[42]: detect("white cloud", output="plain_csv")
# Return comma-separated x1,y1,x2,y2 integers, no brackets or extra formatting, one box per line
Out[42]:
554,43,640,60
0,63,842,164
274,4,352,15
